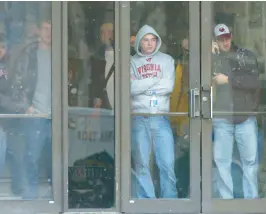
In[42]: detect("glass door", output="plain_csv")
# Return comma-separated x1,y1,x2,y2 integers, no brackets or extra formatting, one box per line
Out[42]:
62,1,121,213
0,1,62,214
201,1,266,213
120,2,201,213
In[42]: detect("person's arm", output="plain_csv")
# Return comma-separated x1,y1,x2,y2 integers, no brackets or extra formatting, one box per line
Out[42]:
90,56,106,107
130,61,159,96
144,57,175,96
93,71,105,108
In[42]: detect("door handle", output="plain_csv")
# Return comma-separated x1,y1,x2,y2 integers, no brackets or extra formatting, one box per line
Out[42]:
201,84,213,119
189,88,200,118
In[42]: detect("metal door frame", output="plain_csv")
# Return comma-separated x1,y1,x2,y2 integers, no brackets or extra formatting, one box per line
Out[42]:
62,1,122,213
0,2,63,214
201,2,266,213
60,1,266,214
120,2,201,213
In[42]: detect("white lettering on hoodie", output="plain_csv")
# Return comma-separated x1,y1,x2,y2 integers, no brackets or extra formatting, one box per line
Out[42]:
130,25,175,113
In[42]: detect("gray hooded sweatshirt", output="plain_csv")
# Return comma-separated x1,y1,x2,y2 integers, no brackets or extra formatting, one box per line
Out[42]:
130,25,175,113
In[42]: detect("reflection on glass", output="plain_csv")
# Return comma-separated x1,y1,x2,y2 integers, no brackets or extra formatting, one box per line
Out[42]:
211,1,265,199
67,1,115,209
0,2,52,200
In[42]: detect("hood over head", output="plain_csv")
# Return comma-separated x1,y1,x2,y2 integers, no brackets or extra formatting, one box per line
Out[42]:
134,25,161,56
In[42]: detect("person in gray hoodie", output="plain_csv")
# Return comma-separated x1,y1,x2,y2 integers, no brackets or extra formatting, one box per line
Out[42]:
130,25,177,198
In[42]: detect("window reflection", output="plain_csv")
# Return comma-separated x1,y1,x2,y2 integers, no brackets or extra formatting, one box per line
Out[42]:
0,2,52,200
67,1,115,208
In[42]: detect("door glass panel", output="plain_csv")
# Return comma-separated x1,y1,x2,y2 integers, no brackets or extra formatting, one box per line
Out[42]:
0,2,52,200
67,1,115,208
211,1,266,199
130,1,190,199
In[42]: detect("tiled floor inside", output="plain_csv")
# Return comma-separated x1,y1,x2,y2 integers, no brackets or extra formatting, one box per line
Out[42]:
0,179,52,200
0,158,52,200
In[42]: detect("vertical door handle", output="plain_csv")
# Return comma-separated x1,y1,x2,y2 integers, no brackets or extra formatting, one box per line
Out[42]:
201,85,213,119
189,88,200,118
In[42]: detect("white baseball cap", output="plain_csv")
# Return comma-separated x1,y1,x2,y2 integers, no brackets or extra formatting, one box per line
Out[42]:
214,24,231,38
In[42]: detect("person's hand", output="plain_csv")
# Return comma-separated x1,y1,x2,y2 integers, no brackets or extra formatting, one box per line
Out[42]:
212,41,219,54
213,73,228,85
94,98,102,108
130,36,136,47
26,105,35,114
92,98,102,118
182,38,189,51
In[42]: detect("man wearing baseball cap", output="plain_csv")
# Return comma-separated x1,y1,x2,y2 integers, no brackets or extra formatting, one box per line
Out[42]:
212,24,232,53
211,23,260,199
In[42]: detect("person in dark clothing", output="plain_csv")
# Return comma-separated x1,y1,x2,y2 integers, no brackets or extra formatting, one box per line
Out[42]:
0,39,41,197
212,24,260,199
90,22,114,110
0,33,28,196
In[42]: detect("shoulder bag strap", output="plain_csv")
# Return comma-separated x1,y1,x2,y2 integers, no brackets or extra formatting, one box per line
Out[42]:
103,63,115,89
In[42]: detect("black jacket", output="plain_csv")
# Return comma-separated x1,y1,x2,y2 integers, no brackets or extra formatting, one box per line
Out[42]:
0,57,11,116
0,41,39,113
212,44,260,124
90,45,106,107
90,43,114,109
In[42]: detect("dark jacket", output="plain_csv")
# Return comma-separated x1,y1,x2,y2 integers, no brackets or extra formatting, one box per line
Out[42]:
90,45,106,106
0,41,38,113
90,43,114,109
0,58,9,96
0,56,11,115
212,44,260,124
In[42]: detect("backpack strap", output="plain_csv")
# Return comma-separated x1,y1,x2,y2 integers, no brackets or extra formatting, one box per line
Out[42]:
103,63,115,90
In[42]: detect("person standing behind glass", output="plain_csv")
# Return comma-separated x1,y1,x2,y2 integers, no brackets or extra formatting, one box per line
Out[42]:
91,22,114,110
10,16,52,199
212,24,260,199
130,25,177,198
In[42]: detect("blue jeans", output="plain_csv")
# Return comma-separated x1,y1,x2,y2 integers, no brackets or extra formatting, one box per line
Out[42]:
6,119,25,194
0,126,6,175
213,116,258,199
23,118,52,198
131,116,177,198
